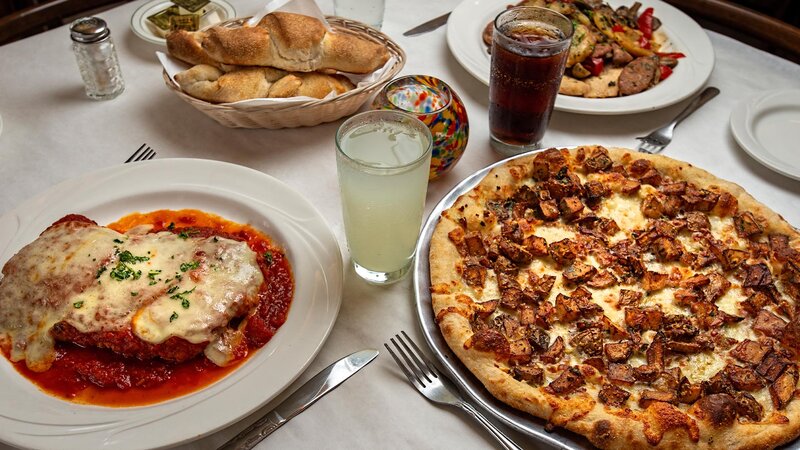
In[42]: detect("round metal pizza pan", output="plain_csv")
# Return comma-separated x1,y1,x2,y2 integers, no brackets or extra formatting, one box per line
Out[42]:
413,150,593,450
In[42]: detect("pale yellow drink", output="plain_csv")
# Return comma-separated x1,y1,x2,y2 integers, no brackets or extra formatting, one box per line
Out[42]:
336,111,432,284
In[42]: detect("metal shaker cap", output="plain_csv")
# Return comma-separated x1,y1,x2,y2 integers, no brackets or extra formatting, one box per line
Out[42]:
70,17,110,43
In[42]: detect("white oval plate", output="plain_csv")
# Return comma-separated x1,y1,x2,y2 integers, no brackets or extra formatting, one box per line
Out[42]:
0,159,343,450
731,89,800,181
130,0,236,46
447,0,715,115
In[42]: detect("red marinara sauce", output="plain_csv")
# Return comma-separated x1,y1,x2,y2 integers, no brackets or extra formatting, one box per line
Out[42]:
6,209,294,407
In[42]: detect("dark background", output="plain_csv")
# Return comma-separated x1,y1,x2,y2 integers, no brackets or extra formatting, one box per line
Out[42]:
1,0,799,63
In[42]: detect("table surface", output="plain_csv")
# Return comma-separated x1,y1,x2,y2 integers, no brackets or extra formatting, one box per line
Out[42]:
1,0,800,449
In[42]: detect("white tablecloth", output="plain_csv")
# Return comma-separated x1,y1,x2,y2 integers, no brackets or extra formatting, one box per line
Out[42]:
1,0,800,449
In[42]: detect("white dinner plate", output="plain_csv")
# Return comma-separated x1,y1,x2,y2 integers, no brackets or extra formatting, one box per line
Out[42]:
0,159,343,450
446,0,715,115
130,0,236,46
730,89,800,181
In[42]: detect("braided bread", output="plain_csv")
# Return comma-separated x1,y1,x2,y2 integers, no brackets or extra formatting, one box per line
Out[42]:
173,64,355,103
198,12,389,74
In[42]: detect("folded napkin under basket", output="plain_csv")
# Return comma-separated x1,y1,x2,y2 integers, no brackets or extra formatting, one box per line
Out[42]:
163,17,406,129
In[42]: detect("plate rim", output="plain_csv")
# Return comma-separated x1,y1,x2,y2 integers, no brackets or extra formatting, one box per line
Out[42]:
730,89,800,181
0,158,343,450
130,0,236,46
446,0,715,115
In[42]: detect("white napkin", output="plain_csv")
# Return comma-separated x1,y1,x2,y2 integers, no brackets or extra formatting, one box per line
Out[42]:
245,0,330,30
158,0,395,108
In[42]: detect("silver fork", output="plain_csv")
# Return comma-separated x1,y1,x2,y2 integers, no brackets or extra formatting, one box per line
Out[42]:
125,144,156,163
385,331,523,450
635,86,720,154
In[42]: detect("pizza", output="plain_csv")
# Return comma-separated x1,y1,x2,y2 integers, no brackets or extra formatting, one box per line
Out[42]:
429,146,800,449
0,209,293,406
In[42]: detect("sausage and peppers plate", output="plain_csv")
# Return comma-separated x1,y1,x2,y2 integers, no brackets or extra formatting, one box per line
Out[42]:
447,0,714,115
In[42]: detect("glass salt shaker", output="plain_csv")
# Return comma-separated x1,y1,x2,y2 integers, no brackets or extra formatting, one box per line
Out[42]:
70,17,125,100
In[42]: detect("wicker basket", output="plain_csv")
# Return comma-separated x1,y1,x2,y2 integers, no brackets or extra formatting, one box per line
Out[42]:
163,16,406,129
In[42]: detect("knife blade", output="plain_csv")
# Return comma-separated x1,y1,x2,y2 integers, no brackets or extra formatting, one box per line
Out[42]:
218,349,379,450
403,11,451,36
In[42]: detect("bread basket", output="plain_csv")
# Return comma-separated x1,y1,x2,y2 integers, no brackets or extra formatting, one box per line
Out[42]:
163,16,406,129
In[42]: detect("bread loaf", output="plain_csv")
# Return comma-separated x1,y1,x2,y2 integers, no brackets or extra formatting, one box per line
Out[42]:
173,64,355,103
166,30,219,67
201,12,389,74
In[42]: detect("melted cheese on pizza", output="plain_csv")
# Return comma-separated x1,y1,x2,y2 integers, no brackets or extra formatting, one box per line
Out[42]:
433,146,800,448
0,219,263,371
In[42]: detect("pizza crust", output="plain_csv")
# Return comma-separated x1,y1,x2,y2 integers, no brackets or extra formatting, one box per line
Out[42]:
429,146,800,449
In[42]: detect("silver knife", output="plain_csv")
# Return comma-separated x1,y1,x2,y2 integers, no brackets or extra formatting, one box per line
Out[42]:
218,349,379,450
403,11,451,36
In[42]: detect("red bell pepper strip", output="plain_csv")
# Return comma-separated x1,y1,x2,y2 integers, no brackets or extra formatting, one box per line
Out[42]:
637,7,654,38
656,52,686,59
582,57,605,77
659,65,673,81
612,24,624,33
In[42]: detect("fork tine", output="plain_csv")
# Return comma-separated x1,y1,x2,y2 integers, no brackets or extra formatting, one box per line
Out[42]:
401,330,440,377
384,342,425,389
391,335,433,384
142,148,156,161
125,144,147,163
636,141,658,154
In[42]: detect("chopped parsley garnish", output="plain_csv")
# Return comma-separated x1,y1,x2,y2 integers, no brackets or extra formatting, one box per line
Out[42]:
212,237,219,242
118,250,150,264
131,291,138,296
170,287,195,308
167,285,179,294
113,238,124,244
180,261,200,272
107,250,149,281
149,280,158,286
148,269,162,280
73,301,84,309
169,312,178,322
177,229,200,239
95,266,107,279
167,222,175,231
110,263,142,281
263,251,273,265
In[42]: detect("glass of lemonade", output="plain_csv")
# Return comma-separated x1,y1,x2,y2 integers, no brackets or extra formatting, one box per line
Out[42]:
335,110,433,284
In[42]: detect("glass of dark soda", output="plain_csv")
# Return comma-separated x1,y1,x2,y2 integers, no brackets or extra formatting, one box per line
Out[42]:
489,7,573,156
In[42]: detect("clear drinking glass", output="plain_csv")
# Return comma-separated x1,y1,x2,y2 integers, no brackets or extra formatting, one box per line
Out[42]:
336,111,433,284
333,0,386,29
489,7,573,156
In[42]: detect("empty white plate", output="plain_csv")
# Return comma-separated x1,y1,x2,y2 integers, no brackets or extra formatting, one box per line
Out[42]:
731,89,800,180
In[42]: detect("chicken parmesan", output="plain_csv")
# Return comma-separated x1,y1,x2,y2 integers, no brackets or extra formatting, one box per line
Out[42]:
0,210,293,406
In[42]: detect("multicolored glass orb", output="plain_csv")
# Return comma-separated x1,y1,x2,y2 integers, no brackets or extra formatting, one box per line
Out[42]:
372,75,469,180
